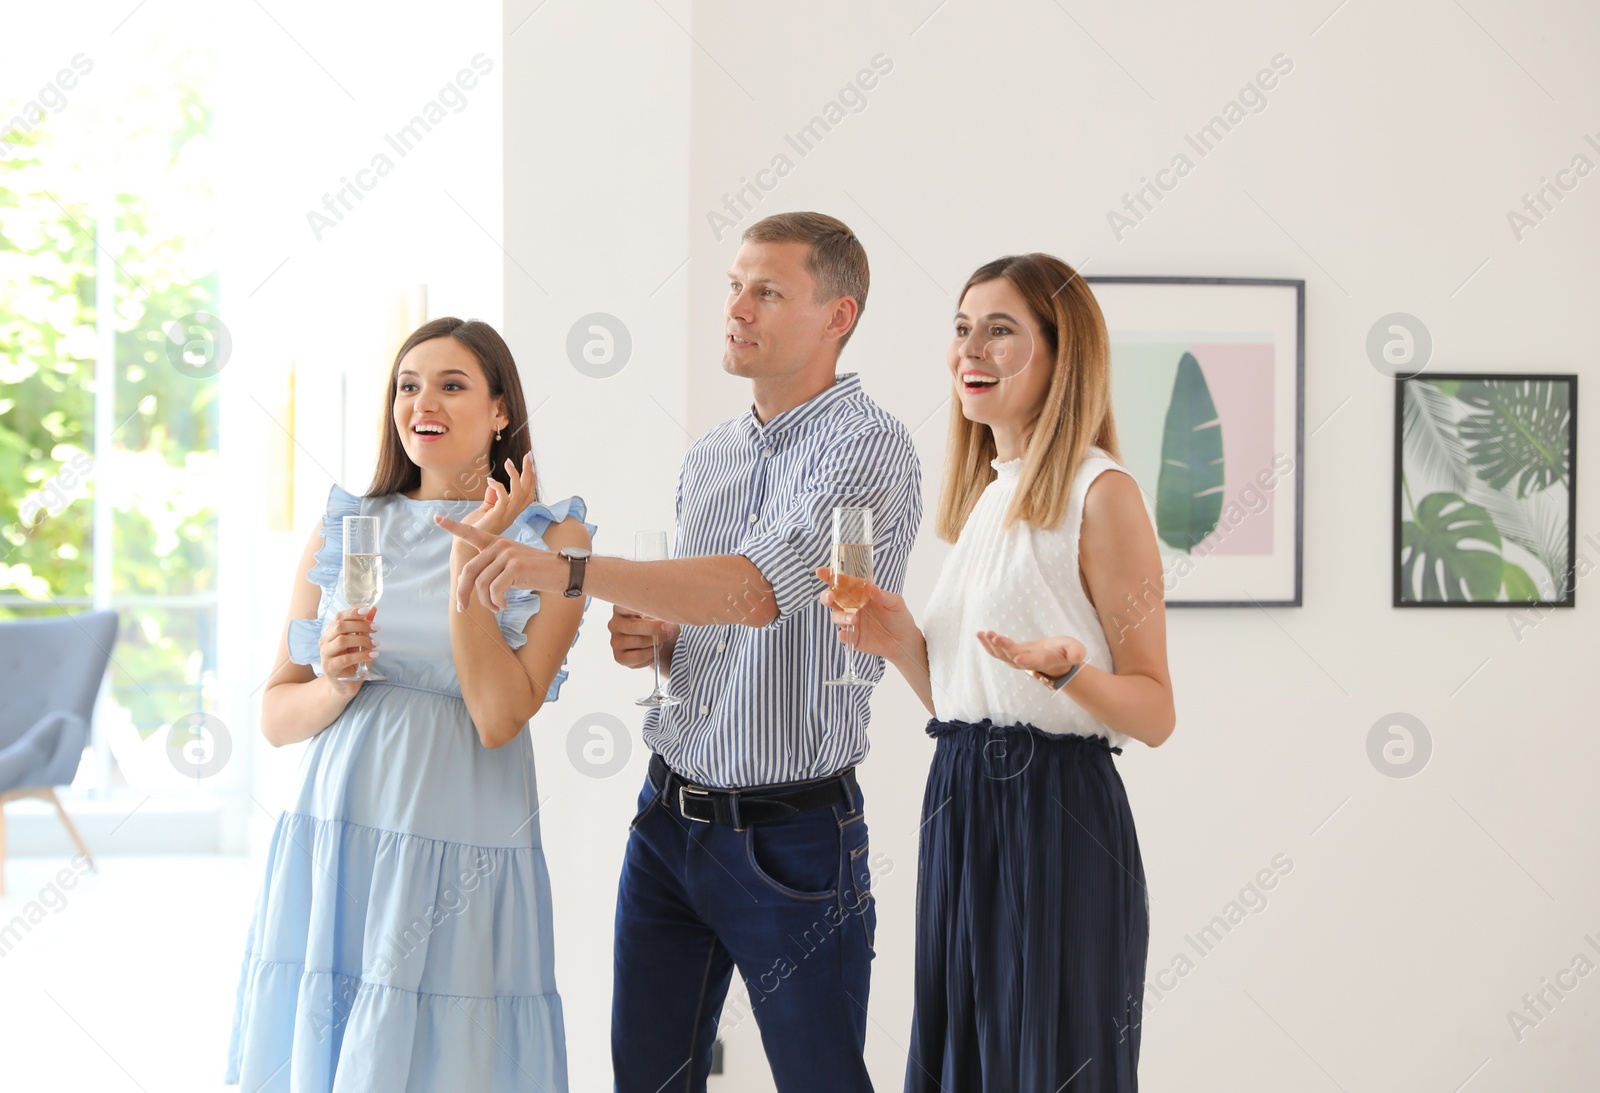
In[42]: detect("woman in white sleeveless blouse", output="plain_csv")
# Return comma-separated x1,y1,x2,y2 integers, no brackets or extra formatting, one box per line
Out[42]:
820,254,1175,1092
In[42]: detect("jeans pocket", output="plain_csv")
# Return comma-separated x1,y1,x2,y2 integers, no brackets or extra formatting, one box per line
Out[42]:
628,780,660,831
847,841,877,954
745,815,839,901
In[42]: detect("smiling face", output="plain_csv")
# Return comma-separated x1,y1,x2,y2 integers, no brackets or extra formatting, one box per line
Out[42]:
724,239,850,381
949,276,1055,438
390,336,508,489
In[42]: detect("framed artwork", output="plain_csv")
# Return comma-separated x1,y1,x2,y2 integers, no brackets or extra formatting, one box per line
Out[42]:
1087,276,1305,607
1393,373,1577,607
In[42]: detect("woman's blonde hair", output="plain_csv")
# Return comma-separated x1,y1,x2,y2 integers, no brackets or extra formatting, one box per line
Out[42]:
936,253,1121,542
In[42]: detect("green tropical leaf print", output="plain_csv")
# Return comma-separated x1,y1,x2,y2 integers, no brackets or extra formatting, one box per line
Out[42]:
1501,560,1539,601
1402,380,1471,494
1462,477,1568,596
1400,492,1505,602
1455,379,1571,497
1155,352,1224,551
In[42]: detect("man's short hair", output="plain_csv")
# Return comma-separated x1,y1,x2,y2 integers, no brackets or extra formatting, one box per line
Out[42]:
743,212,870,351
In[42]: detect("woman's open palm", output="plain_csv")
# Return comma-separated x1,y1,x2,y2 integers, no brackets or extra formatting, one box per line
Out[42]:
977,630,1088,680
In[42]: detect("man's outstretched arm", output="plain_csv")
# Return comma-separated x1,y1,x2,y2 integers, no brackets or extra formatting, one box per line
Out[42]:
585,553,778,628
433,515,779,628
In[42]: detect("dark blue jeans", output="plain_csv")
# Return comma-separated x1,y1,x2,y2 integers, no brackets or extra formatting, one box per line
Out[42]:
611,763,877,1092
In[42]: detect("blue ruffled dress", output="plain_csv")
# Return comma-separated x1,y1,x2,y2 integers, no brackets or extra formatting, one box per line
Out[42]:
226,483,593,1093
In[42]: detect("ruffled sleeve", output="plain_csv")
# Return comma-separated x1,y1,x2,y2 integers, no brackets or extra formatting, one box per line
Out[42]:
286,483,363,670
496,495,597,702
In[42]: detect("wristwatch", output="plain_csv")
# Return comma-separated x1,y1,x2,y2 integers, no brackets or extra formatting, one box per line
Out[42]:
1030,662,1083,690
558,547,592,598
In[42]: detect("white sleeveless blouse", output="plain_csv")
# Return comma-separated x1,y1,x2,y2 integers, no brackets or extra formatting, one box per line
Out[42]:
921,445,1133,750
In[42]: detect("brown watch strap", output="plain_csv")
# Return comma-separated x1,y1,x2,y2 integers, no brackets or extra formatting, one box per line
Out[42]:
562,553,587,598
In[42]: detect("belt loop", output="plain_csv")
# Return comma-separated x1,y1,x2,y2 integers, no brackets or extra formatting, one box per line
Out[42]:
662,767,681,814
729,789,744,832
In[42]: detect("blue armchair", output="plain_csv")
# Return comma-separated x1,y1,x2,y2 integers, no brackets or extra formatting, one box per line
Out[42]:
0,609,118,895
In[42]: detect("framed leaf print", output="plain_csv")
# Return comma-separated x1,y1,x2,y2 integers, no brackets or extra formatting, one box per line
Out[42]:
1087,277,1305,607
1393,373,1577,607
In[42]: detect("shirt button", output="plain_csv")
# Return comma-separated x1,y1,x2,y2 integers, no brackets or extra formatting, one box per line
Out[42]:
762,447,773,458
717,641,726,652
748,513,757,523
699,703,710,716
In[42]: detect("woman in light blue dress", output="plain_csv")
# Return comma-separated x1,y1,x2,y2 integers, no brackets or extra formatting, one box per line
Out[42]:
227,317,592,1092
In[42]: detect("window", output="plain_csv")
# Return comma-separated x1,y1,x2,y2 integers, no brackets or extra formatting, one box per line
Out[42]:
1,23,219,796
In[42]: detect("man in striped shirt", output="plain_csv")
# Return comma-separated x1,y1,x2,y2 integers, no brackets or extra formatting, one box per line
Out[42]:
440,211,921,1090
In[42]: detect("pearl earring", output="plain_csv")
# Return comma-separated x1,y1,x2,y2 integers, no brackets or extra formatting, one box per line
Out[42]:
495,429,502,442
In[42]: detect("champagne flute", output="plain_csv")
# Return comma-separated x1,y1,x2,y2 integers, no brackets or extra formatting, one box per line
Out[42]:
634,530,680,708
337,515,387,682
824,506,874,687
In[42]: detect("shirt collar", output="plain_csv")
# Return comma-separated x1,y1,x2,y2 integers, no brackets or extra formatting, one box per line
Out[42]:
745,372,861,446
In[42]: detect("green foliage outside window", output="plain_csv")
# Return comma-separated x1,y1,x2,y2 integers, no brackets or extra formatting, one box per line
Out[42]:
1,44,219,747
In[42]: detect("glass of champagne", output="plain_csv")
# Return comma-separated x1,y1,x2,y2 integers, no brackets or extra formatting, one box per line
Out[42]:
824,506,873,688
337,515,387,682
634,530,680,708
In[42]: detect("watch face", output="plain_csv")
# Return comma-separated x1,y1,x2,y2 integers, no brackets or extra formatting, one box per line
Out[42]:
562,547,593,560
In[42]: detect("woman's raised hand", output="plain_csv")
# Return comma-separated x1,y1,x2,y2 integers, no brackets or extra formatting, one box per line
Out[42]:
460,453,538,538
320,606,379,697
976,630,1088,681
815,567,923,664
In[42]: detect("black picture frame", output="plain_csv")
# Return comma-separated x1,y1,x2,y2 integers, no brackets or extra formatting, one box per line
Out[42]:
1086,276,1306,608
1392,372,1578,608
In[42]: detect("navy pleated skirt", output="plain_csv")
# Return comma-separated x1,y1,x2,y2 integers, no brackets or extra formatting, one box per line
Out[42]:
906,718,1149,1093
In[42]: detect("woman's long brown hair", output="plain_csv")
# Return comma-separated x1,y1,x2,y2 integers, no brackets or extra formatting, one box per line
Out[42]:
936,254,1120,542
366,317,537,501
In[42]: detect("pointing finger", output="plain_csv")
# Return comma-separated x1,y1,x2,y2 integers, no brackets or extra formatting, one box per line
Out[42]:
435,513,496,548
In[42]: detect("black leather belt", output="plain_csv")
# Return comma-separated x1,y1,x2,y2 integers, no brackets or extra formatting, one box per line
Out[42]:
648,753,855,829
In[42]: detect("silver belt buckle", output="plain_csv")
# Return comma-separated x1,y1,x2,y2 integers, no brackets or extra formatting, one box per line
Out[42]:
678,784,712,822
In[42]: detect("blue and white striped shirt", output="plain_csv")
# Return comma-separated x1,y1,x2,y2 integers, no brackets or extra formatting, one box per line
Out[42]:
643,372,923,788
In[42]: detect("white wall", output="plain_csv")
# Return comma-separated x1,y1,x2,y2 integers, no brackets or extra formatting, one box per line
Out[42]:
501,2,690,1089
510,1,1600,1089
